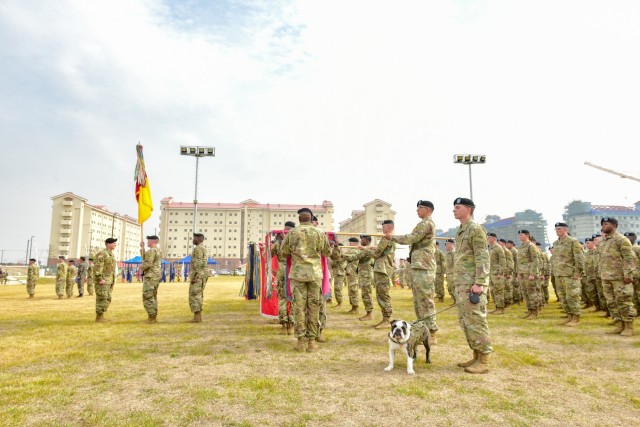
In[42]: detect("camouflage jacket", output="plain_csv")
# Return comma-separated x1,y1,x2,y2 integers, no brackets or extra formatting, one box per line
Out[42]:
329,246,347,277
281,222,331,282
28,264,39,281
517,242,539,275
76,261,88,280
364,238,396,275
94,249,117,284
488,243,506,275
142,247,163,280
343,247,374,278
453,220,489,286
66,264,77,280
343,247,360,276
632,246,640,278
87,264,94,283
435,249,446,275
551,235,584,277
56,261,67,281
502,246,515,275
538,250,551,276
584,249,597,278
189,244,210,281
509,247,518,274
598,231,638,281
390,216,436,271
445,249,455,275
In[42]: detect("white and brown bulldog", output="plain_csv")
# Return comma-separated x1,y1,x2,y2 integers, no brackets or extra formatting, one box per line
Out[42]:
384,319,431,375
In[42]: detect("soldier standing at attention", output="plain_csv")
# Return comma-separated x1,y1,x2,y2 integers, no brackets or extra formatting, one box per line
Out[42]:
397,259,407,288
445,239,456,303
329,243,347,308
583,238,600,311
506,240,520,304
384,200,438,344
56,256,67,299
281,208,332,352
188,233,209,323
271,221,296,335
592,234,609,317
311,215,330,341
141,235,163,323
94,238,118,322
551,222,585,327
434,242,446,303
623,232,640,317
342,235,375,322
517,230,541,319
451,197,492,374
599,217,637,336
27,258,38,298
487,233,507,315
87,258,95,296
498,238,514,306
65,259,77,298
364,220,396,328
535,241,551,305
344,237,360,313
76,256,87,297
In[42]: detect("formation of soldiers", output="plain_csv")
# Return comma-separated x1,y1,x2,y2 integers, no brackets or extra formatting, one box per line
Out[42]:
52,256,94,299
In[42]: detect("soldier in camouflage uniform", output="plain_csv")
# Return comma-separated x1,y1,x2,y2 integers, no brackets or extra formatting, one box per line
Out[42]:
592,234,609,316
434,243,446,302
384,200,438,342
451,198,492,374
623,232,640,317
87,258,95,296
445,239,456,303
76,256,88,297
65,259,77,298
583,238,599,310
330,244,347,307
506,240,521,303
397,259,407,288
344,237,360,313
551,222,585,326
498,238,514,306
534,241,550,305
487,233,507,314
363,220,396,328
141,235,163,323
281,208,332,352
55,256,67,299
188,233,210,323
550,246,561,304
26,258,38,298
343,235,375,322
94,238,118,322
599,217,637,336
271,221,296,334
517,230,541,318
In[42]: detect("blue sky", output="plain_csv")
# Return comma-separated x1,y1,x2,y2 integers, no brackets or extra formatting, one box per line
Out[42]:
1,0,639,262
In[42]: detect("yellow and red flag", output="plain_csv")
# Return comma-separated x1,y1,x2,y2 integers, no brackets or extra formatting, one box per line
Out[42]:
135,144,153,224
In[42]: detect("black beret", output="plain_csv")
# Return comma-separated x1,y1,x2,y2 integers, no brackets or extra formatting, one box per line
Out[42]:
453,197,475,208
89,258,94,261
80,256,86,261
338,243,343,246
360,234,371,240
623,232,637,238
498,238,507,243
535,242,541,246
58,255,65,259
446,239,455,243
487,232,497,238
382,219,394,225
517,229,530,235
29,258,36,262
585,238,593,242
312,216,318,222
592,234,601,239
105,237,117,244
601,216,618,226
193,233,204,238
549,246,554,250
146,235,159,240
554,222,568,228
435,241,440,246
297,207,313,215
417,200,434,209
507,240,515,244
68,259,75,263
284,221,296,228
348,237,359,243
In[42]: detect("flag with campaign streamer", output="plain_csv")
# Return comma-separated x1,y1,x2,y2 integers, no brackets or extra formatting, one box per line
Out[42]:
135,144,153,224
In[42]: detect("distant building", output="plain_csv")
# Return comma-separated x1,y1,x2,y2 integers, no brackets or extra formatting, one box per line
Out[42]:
158,198,334,269
48,192,141,265
563,200,640,242
338,199,396,244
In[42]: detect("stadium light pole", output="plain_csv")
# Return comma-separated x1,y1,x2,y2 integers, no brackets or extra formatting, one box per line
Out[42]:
453,154,486,200
180,146,216,236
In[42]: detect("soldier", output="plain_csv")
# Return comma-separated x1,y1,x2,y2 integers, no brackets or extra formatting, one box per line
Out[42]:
281,208,331,352
445,239,456,303
623,232,640,316
330,243,347,307
599,217,637,336
86,258,95,296
384,200,438,343
517,230,541,318
487,233,507,315
141,235,163,323
498,238,514,306
363,220,396,328
434,242,446,303
583,238,599,311
55,256,67,299
76,256,88,297
451,197,492,374
506,240,521,303
0,268,5,285
65,259,77,298
311,215,331,340
551,222,585,327
271,221,296,334
188,233,210,323
592,233,608,316
535,241,551,305
397,259,407,288
344,237,360,313
342,235,375,322
549,246,560,304
26,258,38,298
94,238,118,322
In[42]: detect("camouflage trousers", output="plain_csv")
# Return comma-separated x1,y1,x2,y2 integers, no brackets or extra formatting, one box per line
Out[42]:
65,278,76,297
333,275,345,305
551,275,559,301
77,276,86,296
26,279,37,296
142,278,160,317
541,277,550,303
556,276,582,315
189,278,207,313
595,277,607,311
512,276,522,303
633,275,640,315
291,278,321,339
55,279,65,297
602,279,636,322
504,276,513,305
318,287,327,331
489,275,505,309
583,276,598,307
410,269,437,332
374,272,392,318
519,274,541,311
446,277,456,303
455,284,493,354
96,282,114,314
346,274,359,308
276,274,292,324
435,273,445,299
359,275,374,313
87,279,95,296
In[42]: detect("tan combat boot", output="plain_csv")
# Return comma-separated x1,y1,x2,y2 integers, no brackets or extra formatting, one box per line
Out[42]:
359,311,373,321
316,330,327,343
95,313,108,323
457,350,479,368
287,322,294,335
620,321,634,337
280,323,288,335
490,308,505,315
521,310,533,319
528,310,539,319
430,330,438,345
146,315,157,324
294,337,307,352
188,311,202,323
58,295,63,300
565,315,580,327
559,314,572,325
347,306,359,314
373,316,391,329
29,295,34,299
605,320,624,334
464,352,490,374
307,339,319,352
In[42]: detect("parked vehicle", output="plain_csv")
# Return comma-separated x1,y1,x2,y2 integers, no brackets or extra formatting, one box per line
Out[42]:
219,269,232,275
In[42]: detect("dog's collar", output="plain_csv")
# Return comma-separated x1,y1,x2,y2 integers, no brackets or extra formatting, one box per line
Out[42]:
388,334,404,345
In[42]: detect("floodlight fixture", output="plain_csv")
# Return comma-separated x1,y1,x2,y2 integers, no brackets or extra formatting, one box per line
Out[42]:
180,145,216,237
453,154,487,200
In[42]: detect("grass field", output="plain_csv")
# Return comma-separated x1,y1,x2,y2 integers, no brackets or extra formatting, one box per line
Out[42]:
1,277,639,426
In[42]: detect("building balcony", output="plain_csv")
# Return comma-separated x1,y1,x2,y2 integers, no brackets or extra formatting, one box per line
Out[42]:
62,211,73,217
59,237,71,243
60,228,71,235
375,206,384,212
376,216,383,222
62,200,73,206
58,247,69,252
61,220,72,226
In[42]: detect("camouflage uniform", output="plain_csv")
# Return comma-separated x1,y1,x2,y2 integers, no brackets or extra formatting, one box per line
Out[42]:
281,222,331,339
344,249,360,309
93,249,117,315
330,246,347,305
142,247,163,317
87,262,95,295
343,247,375,314
55,261,67,297
27,263,39,297
631,245,640,316
538,249,550,304
488,242,506,309
552,235,585,316
454,220,492,354
76,260,87,296
509,246,521,303
599,232,637,322
502,245,515,305
364,238,396,318
584,248,599,308
593,243,607,311
390,216,438,332
271,239,292,324
445,248,456,302
517,241,541,313
435,248,446,301
65,263,78,297
188,244,210,314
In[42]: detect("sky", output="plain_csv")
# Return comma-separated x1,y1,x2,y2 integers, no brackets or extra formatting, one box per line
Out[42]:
1,0,640,263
